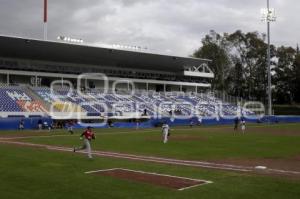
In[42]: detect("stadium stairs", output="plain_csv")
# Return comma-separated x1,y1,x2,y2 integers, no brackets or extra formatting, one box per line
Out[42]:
24,86,52,112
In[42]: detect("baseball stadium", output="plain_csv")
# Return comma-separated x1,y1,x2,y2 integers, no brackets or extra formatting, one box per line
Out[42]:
1,1,300,199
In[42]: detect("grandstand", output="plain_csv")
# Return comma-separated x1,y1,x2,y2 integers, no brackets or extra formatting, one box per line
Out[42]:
0,35,253,129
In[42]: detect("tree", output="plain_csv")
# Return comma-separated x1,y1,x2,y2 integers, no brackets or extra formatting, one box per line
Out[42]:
193,30,231,93
226,30,276,102
227,59,245,98
273,46,296,104
193,30,297,105
293,54,300,103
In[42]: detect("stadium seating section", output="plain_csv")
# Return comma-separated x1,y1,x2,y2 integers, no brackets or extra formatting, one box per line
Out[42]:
0,86,46,112
0,85,254,117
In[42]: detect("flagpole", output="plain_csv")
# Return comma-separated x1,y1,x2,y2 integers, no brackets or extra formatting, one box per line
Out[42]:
43,0,48,40
44,23,47,41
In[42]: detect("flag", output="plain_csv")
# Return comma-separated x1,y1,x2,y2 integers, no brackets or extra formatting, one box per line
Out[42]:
44,0,47,23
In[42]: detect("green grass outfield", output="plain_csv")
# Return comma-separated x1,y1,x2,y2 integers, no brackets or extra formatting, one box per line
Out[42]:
0,123,300,199
22,123,300,160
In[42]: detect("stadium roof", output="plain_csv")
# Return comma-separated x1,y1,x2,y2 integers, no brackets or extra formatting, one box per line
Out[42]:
0,35,210,72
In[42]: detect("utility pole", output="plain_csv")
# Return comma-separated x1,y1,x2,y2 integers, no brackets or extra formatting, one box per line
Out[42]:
267,0,271,115
262,0,276,115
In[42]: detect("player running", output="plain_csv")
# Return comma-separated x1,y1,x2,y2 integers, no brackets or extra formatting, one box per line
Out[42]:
162,122,170,144
73,126,95,159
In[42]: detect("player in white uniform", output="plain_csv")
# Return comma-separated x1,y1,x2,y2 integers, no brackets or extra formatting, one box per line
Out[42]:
241,119,246,134
162,123,170,144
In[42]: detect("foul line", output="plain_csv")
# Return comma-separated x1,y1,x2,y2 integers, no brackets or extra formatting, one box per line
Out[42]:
0,140,252,172
1,139,300,176
46,145,251,172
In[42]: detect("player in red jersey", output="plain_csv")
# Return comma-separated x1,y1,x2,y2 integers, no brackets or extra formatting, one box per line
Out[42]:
73,126,95,158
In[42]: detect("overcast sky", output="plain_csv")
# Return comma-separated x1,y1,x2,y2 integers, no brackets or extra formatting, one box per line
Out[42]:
0,0,299,56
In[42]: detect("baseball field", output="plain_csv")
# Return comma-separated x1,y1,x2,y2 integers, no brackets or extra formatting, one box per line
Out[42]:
0,123,300,199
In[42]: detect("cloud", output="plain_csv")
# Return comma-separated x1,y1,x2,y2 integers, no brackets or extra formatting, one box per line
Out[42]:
0,0,298,56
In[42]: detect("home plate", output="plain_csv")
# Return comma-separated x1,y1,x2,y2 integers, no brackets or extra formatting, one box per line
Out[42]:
85,168,212,191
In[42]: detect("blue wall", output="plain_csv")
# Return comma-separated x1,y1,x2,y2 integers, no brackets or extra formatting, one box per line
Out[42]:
1,116,300,130
151,116,300,127
0,117,52,130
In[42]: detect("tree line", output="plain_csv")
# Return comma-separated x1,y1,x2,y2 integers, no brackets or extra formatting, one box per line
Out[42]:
193,30,300,105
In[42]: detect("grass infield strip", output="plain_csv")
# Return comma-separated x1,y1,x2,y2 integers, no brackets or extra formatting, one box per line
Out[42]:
85,168,213,191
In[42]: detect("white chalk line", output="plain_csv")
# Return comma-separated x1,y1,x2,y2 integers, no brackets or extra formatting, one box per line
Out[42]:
266,168,300,175
85,168,118,174
98,151,254,170
0,140,252,172
2,139,300,176
92,152,252,172
178,183,208,191
45,145,251,172
85,168,212,191
85,168,211,182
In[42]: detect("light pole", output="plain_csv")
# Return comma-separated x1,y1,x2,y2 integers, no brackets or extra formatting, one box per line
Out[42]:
261,0,276,115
